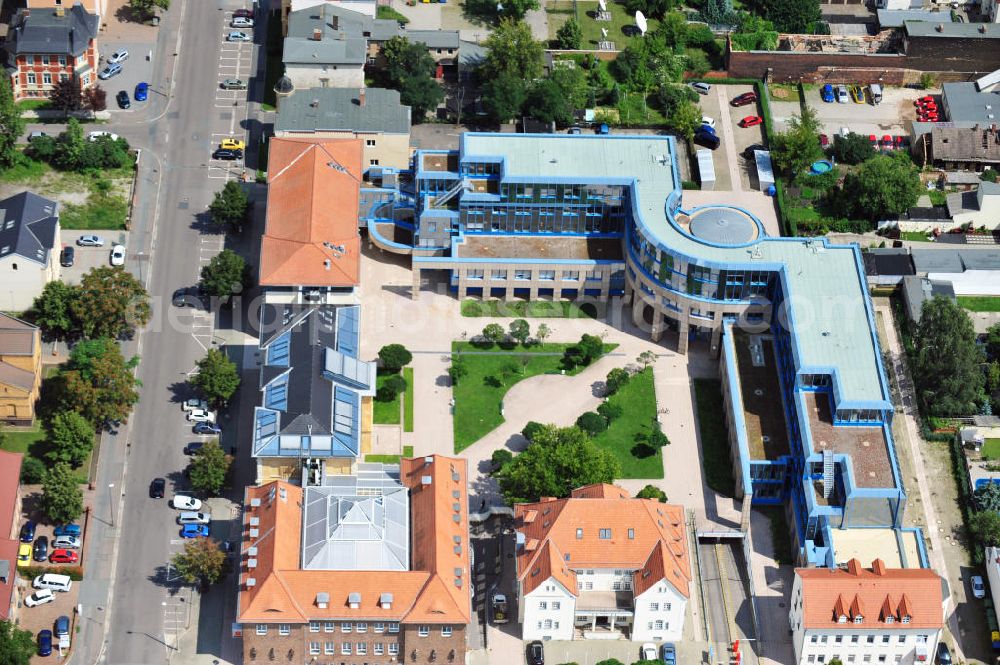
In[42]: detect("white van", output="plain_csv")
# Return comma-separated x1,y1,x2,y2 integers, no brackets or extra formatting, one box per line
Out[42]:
33,573,73,592
691,82,712,95
869,83,883,104
177,511,211,525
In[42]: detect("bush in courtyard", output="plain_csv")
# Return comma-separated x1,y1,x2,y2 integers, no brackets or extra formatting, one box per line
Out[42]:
576,411,608,436
491,449,514,471
597,401,624,422
377,374,408,402
636,484,668,502
522,421,546,442
605,367,630,395
20,457,46,484
378,344,413,372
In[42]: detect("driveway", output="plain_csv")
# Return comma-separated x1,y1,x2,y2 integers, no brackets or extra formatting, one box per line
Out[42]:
100,43,157,114
57,232,132,285
770,84,930,138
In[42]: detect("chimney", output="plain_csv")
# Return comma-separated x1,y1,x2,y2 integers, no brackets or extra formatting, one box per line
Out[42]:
935,23,943,32
846,559,862,576
871,559,886,576
359,88,365,107
55,6,64,17
312,28,322,40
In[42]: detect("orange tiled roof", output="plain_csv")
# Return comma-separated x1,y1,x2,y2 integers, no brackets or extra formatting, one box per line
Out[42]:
796,559,943,630
514,485,690,599
259,138,362,288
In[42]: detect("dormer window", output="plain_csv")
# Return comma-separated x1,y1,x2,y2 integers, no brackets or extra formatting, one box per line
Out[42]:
348,592,361,609
853,615,863,624
837,615,847,624
885,616,894,624
901,616,911,624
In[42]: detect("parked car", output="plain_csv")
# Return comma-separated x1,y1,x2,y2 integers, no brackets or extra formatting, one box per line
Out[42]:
33,536,48,562
690,81,711,95
567,127,581,134
595,122,610,135
171,495,203,511
231,16,253,27
227,31,251,42
868,134,879,148
526,641,544,665
172,287,204,308
220,78,247,90
116,90,130,109
730,91,757,107
220,138,245,151
894,135,906,148
107,49,129,64
694,127,720,150
49,549,78,564
17,543,31,567
134,82,148,101
54,616,70,638
820,83,834,103
850,84,866,104
182,398,209,413
53,524,81,538
882,134,894,149
150,477,166,499
52,535,80,550
186,408,216,423
699,123,716,135
741,143,766,159
177,511,211,525
836,85,849,103
701,116,716,129
661,644,676,665
738,115,763,128
37,630,52,657
110,244,126,266
20,521,36,543
972,574,987,599
27,130,48,142
184,441,204,455
88,131,120,142
641,644,657,661
936,642,952,665
181,524,210,538
212,148,243,160
60,246,75,267
77,234,105,247
193,422,222,435
233,8,254,18
98,63,122,80
24,589,56,608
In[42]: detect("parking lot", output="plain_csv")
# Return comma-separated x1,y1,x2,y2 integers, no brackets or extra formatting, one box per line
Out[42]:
100,42,157,113
695,83,767,192
57,232,132,285
208,8,255,181
770,84,930,139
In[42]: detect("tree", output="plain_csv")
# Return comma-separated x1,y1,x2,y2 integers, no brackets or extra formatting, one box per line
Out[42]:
578,334,604,363
637,350,657,369
830,132,876,165
641,423,670,448
770,106,823,178
20,457,46,484
49,76,82,116
698,0,735,23
986,322,1000,362
53,118,85,170
653,11,689,47
378,344,413,372
576,411,608,436
746,0,820,33
0,620,36,665
668,99,702,141
72,266,151,339
482,323,507,345
914,296,984,416
449,358,468,385
499,0,540,19
171,537,229,588
209,181,249,232
497,425,621,503
605,367,630,395
509,319,531,346
522,421,545,442
483,19,544,81
636,484,667,502
188,440,232,495
192,348,241,409
975,482,1000,512
380,37,443,120
624,0,678,19
41,463,83,524
535,323,551,343
972,510,1000,546
129,0,169,19
46,411,95,467
61,338,140,426
200,249,248,300
0,79,24,169
377,374,408,402
481,72,527,123
556,18,582,49
597,401,623,422
83,85,107,112
31,281,78,340
491,448,514,471
842,151,921,221
498,360,521,386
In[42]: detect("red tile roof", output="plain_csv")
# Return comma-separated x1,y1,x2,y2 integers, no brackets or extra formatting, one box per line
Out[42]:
259,138,362,289
796,559,944,630
515,485,690,599
0,450,22,620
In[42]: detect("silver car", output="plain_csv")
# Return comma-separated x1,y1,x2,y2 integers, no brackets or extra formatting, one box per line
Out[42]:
106,49,129,64
98,63,122,80
177,511,211,525
77,234,105,247
227,31,251,42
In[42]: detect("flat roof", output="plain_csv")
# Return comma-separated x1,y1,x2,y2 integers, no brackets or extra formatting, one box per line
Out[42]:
275,88,411,135
830,528,922,569
456,235,623,260
460,133,888,406
733,332,790,461
905,20,1000,38
877,9,950,27
941,82,1000,124
805,393,892,489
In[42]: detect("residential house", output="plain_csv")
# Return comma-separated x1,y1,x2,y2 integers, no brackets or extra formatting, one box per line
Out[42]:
236,455,471,665
274,89,411,170
947,181,1000,229
0,192,60,312
788,559,945,665
915,124,1000,171
4,4,100,100
0,450,22,623
514,484,691,642
0,314,42,426
900,275,956,322
281,0,378,36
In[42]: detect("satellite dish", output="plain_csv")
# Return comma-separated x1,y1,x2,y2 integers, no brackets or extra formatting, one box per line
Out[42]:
597,0,606,10
496,1,503,10
635,10,647,35
601,27,608,37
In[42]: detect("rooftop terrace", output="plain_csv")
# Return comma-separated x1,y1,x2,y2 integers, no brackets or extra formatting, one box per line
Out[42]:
456,235,623,261
805,393,892,489
733,332,791,461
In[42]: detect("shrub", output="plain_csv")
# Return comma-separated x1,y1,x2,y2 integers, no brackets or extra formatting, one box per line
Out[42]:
576,411,608,436
20,456,47,484
605,367,630,395
378,344,413,372
522,421,546,442
19,565,84,581
377,374,408,402
636,484,668,502
597,401,624,422
491,448,514,471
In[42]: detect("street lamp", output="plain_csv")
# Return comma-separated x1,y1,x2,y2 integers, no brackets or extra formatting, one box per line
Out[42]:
108,483,115,528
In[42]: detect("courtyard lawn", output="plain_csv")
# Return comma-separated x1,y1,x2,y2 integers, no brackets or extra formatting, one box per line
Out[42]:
452,341,617,452
959,296,1000,312
1,424,45,454
982,438,1000,461
403,367,414,432
365,446,414,464
373,372,406,425
461,299,601,319
693,378,735,497
547,0,659,50
589,368,663,479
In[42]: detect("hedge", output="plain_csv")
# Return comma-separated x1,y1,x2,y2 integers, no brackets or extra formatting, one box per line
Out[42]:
19,565,84,581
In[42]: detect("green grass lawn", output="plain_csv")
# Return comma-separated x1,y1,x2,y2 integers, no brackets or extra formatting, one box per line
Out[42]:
693,378,735,497
982,438,1000,461
365,445,414,464
547,0,659,50
899,231,931,242
376,5,410,22
452,341,617,452
17,99,52,111
461,299,601,319
60,193,128,229
373,372,405,425
1,424,45,454
403,367,414,433
589,368,662,479
959,296,1000,312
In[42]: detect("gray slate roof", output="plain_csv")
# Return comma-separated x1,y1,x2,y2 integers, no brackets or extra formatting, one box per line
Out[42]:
275,87,411,135
941,82,1000,124
877,9,950,28
8,5,99,57
0,192,58,266
902,275,955,322
905,20,1000,38
910,248,965,273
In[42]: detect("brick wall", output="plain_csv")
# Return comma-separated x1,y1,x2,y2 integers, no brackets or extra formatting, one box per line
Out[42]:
244,622,407,665
401,625,465,665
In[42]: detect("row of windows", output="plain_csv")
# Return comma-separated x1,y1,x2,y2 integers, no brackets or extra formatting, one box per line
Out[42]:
465,269,606,281
808,655,903,664
23,55,69,66
25,72,68,85
256,622,401,635
536,620,561,630
646,621,670,630
307,642,401,656
536,601,561,610
810,634,928,645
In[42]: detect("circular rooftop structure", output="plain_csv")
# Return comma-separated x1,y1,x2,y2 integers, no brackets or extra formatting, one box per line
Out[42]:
687,207,760,246
274,75,294,95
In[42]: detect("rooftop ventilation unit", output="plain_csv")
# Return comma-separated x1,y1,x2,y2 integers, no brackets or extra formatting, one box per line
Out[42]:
246,578,257,588
249,517,260,526
249,498,261,508
249,528,259,538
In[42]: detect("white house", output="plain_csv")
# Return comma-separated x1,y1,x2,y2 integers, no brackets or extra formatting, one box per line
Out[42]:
0,192,59,312
789,559,945,665
948,182,1000,230
514,484,690,642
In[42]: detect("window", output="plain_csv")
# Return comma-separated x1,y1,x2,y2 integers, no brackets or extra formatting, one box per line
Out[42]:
562,271,579,281
543,620,552,629
863,656,872,663
26,73,36,85
375,644,385,655
878,657,886,664
866,636,875,644
835,636,843,644
654,620,664,630
374,623,385,633
586,270,603,281
366,139,376,146
898,636,906,644
25,55,34,65
851,636,859,644
370,159,380,166
628,528,635,540
279,624,291,636
58,55,66,66
491,270,507,280
552,602,560,610
324,622,335,633
576,528,583,539
665,603,671,611
356,623,368,633
418,626,430,637
881,636,890,644
650,603,659,612
854,616,864,624
810,636,818,645
256,624,268,635
514,270,531,280
325,642,335,655
82,73,90,85
585,582,593,590
357,643,367,655
599,529,611,539
539,270,555,281
309,643,320,656
59,73,68,82
342,622,352,633
310,621,320,633
43,73,51,85
901,616,911,624
837,615,848,624
442,627,452,637
341,643,352,655
539,602,547,610
389,644,400,656
848,658,855,664
389,622,400,633
917,636,929,644
808,657,816,664
41,56,50,65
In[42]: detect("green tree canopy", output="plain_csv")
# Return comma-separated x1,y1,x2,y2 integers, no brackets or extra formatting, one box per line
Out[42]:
49,76,82,116
0,619,36,665
575,411,608,436
0,79,24,169
71,266,151,339
841,151,921,221
378,344,413,372
975,482,1000,512
171,537,229,587
31,281,78,340
556,18,582,49
483,19,544,81
636,484,668,502
192,348,241,409
53,118,85,171
914,296,984,416
129,0,169,19
496,425,621,503
770,105,822,178
481,72,527,123
668,99,703,141
380,36,444,120
830,132,876,165
41,463,83,524
491,448,514,472
209,181,250,232
746,0,820,33
482,323,506,345
46,411,95,467
499,0,540,19
623,0,678,19
509,319,531,346
972,509,1000,546
200,249,248,300
605,367,630,395
188,440,232,495
525,79,574,127
61,338,140,426
986,322,1000,362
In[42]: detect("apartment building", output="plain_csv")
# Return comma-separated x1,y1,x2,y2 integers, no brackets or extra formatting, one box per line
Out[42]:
0,192,60,312
236,455,471,665
789,559,945,665
5,4,100,101
0,314,43,426
514,484,690,642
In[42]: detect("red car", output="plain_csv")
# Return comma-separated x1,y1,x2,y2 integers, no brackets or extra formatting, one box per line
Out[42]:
869,134,878,147
819,133,829,147
233,8,254,17
730,92,758,107
915,95,934,105
894,135,905,148
738,116,763,128
882,134,893,148
919,102,938,112
919,114,939,122
49,549,78,564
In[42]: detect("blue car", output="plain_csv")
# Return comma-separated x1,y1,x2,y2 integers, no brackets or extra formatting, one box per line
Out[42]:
661,643,676,665
37,630,52,657
53,524,81,538
181,524,209,538
54,616,70,638
699,123,717,135
19,521,36,543
193,422,221,435
134,82,148,101
821,83,835,103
